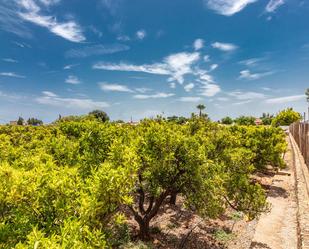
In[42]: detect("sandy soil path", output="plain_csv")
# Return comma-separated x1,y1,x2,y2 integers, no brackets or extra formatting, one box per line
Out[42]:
249,138,298,249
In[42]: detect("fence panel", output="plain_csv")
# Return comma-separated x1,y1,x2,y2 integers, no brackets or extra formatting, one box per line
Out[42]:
289,122,309,166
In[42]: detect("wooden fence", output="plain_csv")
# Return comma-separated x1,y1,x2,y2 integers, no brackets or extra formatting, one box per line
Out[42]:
289,122,309,166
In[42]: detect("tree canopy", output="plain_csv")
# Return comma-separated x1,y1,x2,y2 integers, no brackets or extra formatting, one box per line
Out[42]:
0,117,288,247
271,108,302,127
221,116,233,125
27,117,43,126
88,109,110,122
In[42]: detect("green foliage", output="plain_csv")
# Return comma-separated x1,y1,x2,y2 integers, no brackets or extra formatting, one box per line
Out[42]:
229,125,287,170
271,108,302,127
213,229,234,243
166,116,188,124
0,117,286,246
260,113,274,125
27,118,43,126
17,117,24,125
221,116,233,125
88,110,109,123
306,88,309,103
196,104,206,117
234,116,256,126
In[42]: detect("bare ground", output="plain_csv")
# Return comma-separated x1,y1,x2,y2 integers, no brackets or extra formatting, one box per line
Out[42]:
230,137,299,249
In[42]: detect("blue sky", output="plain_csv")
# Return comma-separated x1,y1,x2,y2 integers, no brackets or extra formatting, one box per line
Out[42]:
0,0,308,123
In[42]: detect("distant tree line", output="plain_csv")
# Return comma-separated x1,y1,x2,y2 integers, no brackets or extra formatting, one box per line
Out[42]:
220,108,301,126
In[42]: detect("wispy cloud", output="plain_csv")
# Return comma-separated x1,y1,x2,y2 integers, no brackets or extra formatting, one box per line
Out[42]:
0,2,32,38
36,91,109,109
179,96,202,102
265,94,305,104
135,87,152,93
232,100,252,105
184,83,195,92
2,58,18,63
93,51,200,84
216,97,229,101
239,70,274,80
209,64,218,71
133,92,175,99
205,0,257,16
12,41,31,48
136,29,146,40
199,83,221,97
169,82,176,89
99,82,133,92
63,64,79,70
265,0,285,12
65,75,81,84
0,90,23,101
0,72,25,78
239,57,265,67
229,91,267,100
203,55,210,62
193,39,204,50
17,0,85,42
212,42,238,52
116,34,130,41
66,44,129,58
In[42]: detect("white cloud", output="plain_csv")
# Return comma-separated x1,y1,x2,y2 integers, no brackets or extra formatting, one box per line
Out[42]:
184,83,195,92
42,91,57,97
66,44,129,58
179,96,202,102
94,62,169,75
136,29,146,40
12,41,31,48
165,52,200,84
169,82,176,89
196,69,215,83
38,0,60,6
239,57,264,67
99,83,133,92
135,87,152,93
193,39,204,50
36,91,109,109
133,92,175,99
0,72,25,78
265,95,305,104
17,0,85,42
94,52,200,84
217,97,229,101
65,75,81,84
2,58,18,63
239,70,274,80
229,91,266,100
63,64,78,70
205,0,257,16
232,100,252,105
200,84,221,97
203,55,210,62
117,35,130,41
210,64,218,71
265,0,285,12
212,42,238,51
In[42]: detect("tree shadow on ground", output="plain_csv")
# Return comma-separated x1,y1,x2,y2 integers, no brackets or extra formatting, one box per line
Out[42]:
250,241,272,249
266,185,289,199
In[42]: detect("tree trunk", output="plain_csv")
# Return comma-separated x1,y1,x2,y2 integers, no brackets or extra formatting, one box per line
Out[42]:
129,190,170,241
137,218,151,240
169,191,177,205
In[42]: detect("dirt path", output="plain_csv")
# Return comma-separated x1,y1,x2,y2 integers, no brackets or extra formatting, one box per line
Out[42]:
249,138,298,249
